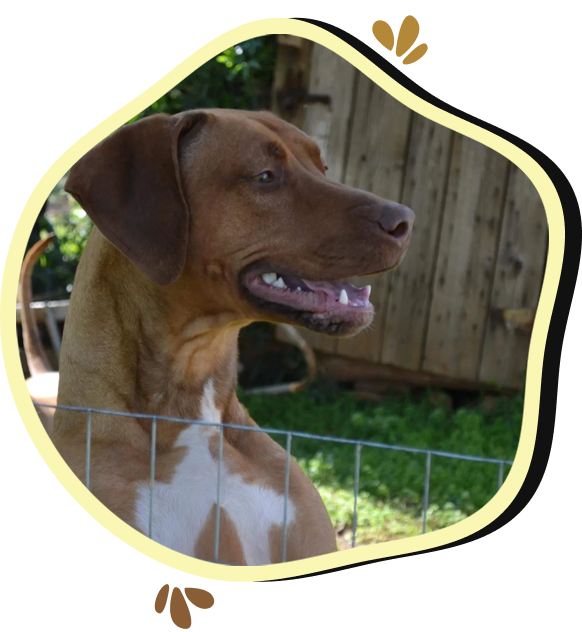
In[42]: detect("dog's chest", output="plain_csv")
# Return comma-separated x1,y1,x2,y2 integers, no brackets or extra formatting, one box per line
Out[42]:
134,382,295,565
135,425,294,564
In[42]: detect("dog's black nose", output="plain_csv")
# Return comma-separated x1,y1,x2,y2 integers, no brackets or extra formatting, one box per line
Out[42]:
378,202,415,245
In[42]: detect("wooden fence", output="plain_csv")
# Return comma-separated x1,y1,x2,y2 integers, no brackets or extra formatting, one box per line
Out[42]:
272,38,548,390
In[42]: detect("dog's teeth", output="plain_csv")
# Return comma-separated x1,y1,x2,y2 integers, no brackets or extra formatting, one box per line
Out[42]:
364,285,372,300
273,277,287,289
296,287,302,292
339,289,349,305
262,272,277,285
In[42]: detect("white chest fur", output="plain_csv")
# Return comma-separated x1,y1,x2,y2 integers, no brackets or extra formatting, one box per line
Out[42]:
134,381,295,565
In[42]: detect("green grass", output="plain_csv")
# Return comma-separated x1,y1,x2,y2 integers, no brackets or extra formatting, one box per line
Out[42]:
239,381,523,546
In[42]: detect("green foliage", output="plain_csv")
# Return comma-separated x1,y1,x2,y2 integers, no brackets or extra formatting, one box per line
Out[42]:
26,184,93,299
240,383,523,544
132,37,276,120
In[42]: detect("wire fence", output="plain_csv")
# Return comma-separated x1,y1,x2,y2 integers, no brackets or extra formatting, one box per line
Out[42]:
36,403,513,565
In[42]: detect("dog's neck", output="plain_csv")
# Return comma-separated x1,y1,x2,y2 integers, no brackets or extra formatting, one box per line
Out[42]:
134,310,241,421
59,231,251,444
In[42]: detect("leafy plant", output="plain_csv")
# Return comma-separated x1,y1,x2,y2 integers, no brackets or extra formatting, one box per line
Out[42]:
132,36,276,120
25,181,93,299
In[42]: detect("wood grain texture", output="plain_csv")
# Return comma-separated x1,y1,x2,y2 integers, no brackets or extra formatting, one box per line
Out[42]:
479,164,548,388
422,135,510,379
381,114,454,370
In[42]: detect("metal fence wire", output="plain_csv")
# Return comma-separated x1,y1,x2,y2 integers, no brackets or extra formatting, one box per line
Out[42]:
35,403,513,565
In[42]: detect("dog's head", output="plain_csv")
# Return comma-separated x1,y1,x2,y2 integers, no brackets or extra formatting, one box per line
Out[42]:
66,110,414,336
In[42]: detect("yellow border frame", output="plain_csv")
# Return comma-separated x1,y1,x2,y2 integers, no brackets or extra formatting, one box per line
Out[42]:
1,17,563,582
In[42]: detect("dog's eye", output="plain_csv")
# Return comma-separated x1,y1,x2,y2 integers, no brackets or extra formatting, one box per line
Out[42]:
252,171,275,184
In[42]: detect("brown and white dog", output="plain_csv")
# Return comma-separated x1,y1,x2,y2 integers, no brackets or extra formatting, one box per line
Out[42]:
52,109,414,565
19,234,59,435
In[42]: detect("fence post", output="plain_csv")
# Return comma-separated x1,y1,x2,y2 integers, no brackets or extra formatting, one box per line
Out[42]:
352,443,362,548
282,433,293,562
84,409,92,490
422,452,432,534
213,426,224,563
148,417,157,539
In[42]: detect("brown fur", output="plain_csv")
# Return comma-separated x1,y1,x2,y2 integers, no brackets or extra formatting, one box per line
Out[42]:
52,109,414,564
19,234,59,435
194,506,247,564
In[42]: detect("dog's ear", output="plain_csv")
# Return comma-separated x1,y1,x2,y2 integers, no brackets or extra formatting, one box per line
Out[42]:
65,112,207,285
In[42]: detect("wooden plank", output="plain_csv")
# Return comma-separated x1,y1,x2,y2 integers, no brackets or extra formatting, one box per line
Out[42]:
342,73,375,190
479,164,548,388
490,308,536,331
302,43,357,183
335,81,413,361
422,135,510,379
318,353,514,394
271,35,313,129
293,44,358,353
276,35,304,48
380,114,454,370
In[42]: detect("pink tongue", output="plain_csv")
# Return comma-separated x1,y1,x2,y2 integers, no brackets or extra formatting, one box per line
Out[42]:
301,279,340,299
301,279,370,302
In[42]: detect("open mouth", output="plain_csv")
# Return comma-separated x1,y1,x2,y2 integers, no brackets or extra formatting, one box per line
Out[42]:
241,266,375,336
